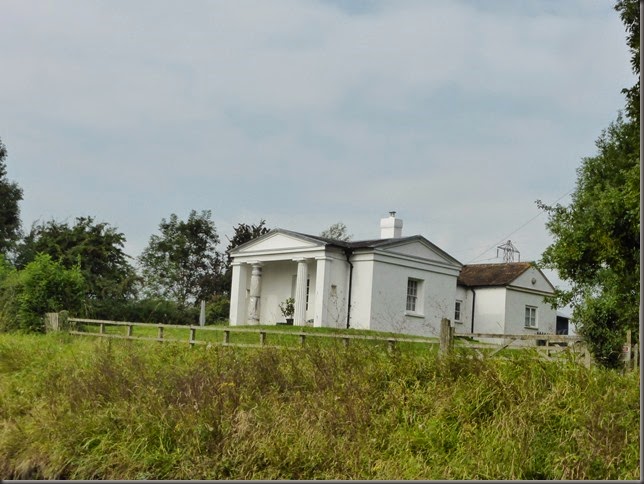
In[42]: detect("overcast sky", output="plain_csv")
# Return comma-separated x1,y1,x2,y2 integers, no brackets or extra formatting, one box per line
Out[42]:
0,0,635,296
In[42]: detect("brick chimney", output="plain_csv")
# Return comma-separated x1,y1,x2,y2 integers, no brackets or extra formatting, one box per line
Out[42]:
380,211,403,238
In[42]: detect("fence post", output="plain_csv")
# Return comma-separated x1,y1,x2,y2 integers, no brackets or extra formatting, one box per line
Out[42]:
583,342,592,369
387,339,396,353
44,313,59,332
100,322,105,334
223,330,230,344
300,334,306,346
157,325,164,342
342,337,349,347
622,330,632,371
127,324,133,337
260,331,266,346
633,343,639,369
189,328,196,347
440,318,452,355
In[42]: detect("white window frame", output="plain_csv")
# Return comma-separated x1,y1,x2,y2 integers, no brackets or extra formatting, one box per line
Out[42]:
524,305,537,328
455,300,463,323
405,278,424,316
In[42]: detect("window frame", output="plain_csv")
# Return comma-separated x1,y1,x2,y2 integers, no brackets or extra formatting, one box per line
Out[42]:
405,278,424,316
454,300,463,323
524,305,537,328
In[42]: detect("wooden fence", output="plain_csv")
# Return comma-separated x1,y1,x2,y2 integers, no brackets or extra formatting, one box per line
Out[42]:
61,316,435,352
42,313,632,369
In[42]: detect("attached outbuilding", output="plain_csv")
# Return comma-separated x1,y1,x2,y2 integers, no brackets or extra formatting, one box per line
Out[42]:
455,262,557,338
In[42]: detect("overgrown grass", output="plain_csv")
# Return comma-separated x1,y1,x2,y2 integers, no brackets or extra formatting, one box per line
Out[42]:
0,333,639,480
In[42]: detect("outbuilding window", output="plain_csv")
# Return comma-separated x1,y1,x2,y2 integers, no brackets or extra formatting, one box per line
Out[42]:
525,306,537,328
455,300,463,323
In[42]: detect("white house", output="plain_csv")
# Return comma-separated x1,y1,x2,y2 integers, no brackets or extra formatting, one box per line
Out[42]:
454,262,557,340
228,213,559,339
228,213,463,337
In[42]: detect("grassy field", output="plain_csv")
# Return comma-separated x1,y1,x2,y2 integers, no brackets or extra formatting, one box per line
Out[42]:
0,332,639,480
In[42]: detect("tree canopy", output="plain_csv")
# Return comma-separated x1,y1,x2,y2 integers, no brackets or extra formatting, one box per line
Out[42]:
15,216,138,303
0,138,23,257
538,0,640,367
320,222,352,242
139,210,223,307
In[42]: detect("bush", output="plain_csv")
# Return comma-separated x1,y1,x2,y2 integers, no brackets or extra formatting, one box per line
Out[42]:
0,254,85,332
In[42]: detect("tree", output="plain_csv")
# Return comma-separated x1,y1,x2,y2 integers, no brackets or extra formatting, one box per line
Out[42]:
15,216,138,303
0,253,85,333
0,137,23,257
615,0,639,122
320,222,352,242
225,220,271,266
537,0,640,368
139,210,223,307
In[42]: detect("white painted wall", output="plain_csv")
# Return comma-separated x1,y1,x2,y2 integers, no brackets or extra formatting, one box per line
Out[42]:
320,252,350,329
504,289,556,336
346,253,375,330
368,253,459,337
454,285,471,334
472,287,507,335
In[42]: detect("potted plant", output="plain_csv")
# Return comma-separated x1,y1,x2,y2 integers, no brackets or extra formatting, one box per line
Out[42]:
279,297,295,325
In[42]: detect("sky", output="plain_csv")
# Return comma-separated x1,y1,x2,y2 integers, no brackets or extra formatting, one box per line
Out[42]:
0,0,636,300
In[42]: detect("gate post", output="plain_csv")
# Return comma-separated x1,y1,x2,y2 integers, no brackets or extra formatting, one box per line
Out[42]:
440,318,452,355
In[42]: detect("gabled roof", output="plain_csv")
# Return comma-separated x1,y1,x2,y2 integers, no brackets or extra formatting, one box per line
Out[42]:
457,262,532,287
230,229,462,266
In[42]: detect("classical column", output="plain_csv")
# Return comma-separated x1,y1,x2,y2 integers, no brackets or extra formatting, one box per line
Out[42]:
229,262,249,325
247,262,263,325
294,258,309,326
314,257,332,327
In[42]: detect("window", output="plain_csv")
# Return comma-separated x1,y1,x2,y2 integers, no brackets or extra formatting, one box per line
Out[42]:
406,279,418,312
455,300,462,323
525,306,537,328
306,278,310,310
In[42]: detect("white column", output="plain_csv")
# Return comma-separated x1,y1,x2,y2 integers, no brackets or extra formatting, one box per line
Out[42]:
314,257,332,327
247,262,263,325
229,262,249,326
294,258,309,326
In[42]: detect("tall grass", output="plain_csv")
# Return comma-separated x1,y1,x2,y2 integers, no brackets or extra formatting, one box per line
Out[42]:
0,333,639,480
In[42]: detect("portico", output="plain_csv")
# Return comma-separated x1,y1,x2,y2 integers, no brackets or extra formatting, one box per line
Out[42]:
228,232,348,327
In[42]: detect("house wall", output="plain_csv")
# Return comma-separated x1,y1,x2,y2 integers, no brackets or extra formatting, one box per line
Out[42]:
471,287,507,335
454,285,471,334
367,253,459,337
321,253,351,329
504,289,556,336
346,253,375,330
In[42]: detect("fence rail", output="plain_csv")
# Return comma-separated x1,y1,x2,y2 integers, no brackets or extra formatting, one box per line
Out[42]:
65,316,436,349
45,314,622,368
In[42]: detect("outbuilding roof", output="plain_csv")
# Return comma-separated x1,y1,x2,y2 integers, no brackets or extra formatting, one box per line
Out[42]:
457,262,533,287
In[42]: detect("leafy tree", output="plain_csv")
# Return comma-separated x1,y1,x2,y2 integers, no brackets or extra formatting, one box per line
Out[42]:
320,222,352,241
615,0,639,122
15,216,138,304
0,137,23,257
0,253,85,332
225,219,271,266
538,0,640,368
139,210,223,307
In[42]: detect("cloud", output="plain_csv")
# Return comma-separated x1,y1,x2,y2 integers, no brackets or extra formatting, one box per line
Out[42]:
0,0,634,281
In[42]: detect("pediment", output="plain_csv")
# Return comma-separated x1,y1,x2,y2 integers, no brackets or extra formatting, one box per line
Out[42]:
381,239,461,267
233,231,322,254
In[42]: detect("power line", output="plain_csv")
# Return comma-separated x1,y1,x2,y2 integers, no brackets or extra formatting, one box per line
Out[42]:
466,188,575,264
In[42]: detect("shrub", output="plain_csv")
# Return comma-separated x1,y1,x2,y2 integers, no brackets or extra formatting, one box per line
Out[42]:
0,254,85,332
